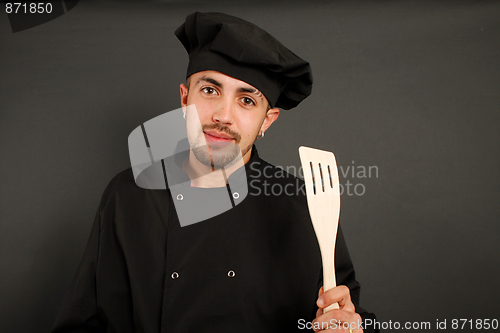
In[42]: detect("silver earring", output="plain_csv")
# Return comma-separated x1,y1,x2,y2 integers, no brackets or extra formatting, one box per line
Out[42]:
257,131,265,140
183,113,186,119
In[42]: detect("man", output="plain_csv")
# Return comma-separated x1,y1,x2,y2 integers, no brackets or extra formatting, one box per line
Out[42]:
52,12,377,333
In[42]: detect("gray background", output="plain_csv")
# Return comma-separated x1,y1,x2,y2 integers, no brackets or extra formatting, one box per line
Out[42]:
1,1,499,332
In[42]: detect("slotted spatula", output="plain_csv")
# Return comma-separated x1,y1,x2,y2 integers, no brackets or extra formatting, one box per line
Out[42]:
299,146,341,313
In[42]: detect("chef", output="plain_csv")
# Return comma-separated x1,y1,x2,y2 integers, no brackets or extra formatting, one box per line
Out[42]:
51,12,378,333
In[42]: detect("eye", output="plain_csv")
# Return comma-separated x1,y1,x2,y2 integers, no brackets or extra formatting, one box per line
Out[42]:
201,87,218,95
240,97,256,106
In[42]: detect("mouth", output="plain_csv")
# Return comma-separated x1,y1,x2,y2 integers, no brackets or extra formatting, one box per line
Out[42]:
203,130,235,144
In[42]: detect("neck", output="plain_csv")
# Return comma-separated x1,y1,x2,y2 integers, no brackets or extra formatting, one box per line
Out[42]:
182,148,250,188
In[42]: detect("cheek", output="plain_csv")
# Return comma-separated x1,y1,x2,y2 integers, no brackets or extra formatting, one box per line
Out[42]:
188,99,215,123
237,116,265,139
185,105,203,133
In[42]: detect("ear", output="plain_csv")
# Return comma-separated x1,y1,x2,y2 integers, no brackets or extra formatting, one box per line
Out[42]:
260,108,280,134
180,83,189,109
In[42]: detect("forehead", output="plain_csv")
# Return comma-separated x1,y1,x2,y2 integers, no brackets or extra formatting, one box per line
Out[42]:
190,70,258,91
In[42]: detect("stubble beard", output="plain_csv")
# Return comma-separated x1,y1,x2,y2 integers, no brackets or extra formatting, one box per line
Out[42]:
189,124,253,168
191,142,252,168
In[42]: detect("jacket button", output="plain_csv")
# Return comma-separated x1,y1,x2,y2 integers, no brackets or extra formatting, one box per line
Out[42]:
176,194,183,201
171,272,179,279
232,192,239,199
227,270,235,278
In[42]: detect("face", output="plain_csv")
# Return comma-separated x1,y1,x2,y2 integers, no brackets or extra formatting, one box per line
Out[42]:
180,71,279,168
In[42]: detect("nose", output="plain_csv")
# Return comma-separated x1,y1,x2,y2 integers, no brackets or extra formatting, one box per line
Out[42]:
212,97,235,124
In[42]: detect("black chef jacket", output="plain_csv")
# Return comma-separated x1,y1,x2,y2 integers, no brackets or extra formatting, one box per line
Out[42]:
51,146,377,333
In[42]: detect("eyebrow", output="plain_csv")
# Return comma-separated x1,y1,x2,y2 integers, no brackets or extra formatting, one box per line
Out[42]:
238,87,264,101
196,76,222,88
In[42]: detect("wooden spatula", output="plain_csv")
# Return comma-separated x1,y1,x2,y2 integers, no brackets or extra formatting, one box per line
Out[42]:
299,146,341,313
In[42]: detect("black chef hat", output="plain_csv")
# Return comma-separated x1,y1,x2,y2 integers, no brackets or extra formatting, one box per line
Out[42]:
175,12,313,110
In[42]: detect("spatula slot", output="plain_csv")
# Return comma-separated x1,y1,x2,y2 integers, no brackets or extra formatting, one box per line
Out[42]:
327,165,333,188
309,161,316,195
319,163,325,192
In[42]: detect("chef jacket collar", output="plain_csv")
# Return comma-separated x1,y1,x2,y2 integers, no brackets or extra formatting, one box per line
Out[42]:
163,140,261,188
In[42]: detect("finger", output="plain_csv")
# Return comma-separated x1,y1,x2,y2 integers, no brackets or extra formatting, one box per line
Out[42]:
316,306,323,319
311,318,341,332
312,309,362,332
317,285,355,313
316,286,325,317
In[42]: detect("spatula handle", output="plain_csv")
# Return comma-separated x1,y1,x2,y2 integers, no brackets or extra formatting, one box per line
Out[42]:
322,241,340,313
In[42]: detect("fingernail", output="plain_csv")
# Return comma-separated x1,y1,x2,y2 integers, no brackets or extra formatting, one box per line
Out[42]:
317,296,324,306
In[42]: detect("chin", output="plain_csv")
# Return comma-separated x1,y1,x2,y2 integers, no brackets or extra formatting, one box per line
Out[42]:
192,143,242,168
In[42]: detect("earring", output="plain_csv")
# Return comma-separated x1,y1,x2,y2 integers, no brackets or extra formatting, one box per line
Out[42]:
183,112,186,119
257,131,265,140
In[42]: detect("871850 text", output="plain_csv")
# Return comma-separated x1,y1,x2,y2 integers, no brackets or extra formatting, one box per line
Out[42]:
5,3,53,14
450,319,498,330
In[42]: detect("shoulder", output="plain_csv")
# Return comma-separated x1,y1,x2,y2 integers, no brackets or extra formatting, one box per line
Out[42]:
98,168,168,211
99,168,135,203
108,167,136,189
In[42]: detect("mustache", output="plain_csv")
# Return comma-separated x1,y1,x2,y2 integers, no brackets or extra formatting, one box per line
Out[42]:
202,124,241,143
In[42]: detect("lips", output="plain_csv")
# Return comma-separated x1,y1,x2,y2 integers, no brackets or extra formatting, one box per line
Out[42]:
204,130,234,143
